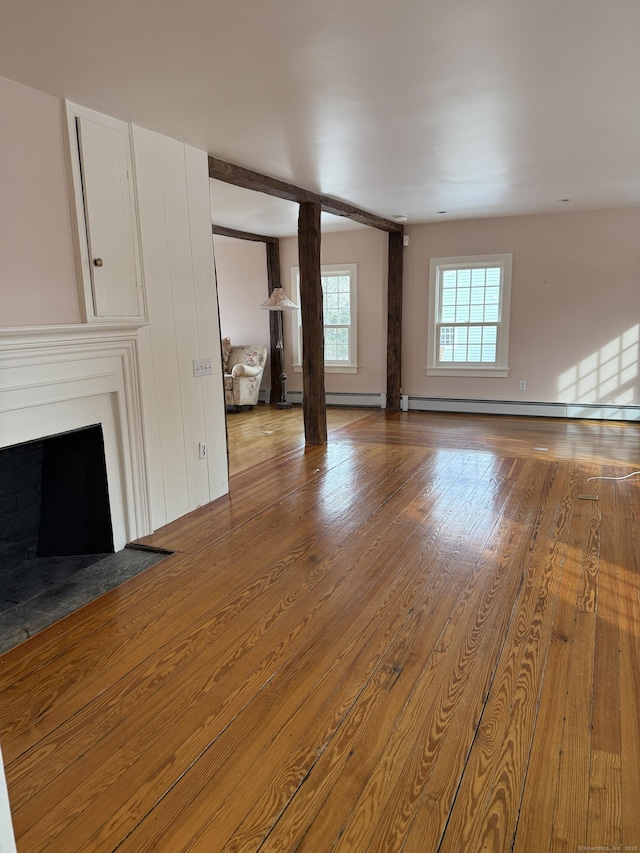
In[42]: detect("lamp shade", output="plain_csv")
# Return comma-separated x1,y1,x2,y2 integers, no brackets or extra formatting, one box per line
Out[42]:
258,287,298,311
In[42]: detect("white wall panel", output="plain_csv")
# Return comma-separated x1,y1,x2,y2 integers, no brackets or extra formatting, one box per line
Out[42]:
185,145,228,500
158,134,209,510
136,324,167,528
132,125,228,530
133,126,192,527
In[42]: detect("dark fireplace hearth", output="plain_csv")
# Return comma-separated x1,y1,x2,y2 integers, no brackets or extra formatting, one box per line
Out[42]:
0,426,168,654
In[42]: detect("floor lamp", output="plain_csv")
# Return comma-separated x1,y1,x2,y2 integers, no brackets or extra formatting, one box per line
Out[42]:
258,287,298,409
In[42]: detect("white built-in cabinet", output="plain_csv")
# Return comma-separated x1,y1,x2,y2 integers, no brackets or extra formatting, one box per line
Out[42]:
67,103,145,321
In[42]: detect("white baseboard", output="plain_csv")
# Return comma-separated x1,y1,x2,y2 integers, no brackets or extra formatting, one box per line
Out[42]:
269,390,640,422
407,397,640,422
268,391,640,421
565,403,640,422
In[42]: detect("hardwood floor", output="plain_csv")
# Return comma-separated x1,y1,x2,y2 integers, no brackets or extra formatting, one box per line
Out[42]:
1,407,639,852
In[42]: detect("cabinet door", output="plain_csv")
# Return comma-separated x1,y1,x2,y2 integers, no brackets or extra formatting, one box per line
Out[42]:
77,117,142,317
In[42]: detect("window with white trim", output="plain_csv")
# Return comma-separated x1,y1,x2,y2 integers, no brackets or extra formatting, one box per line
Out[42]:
292,263,357,372
427,254,512,377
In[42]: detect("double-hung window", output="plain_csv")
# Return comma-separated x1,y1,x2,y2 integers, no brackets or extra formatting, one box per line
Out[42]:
292,263,357,372
427,253,512,377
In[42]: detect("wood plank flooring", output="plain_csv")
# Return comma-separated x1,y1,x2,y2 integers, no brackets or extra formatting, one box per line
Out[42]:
1,407,639,852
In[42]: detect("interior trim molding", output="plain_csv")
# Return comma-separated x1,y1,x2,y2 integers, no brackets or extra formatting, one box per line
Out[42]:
0,324,152,547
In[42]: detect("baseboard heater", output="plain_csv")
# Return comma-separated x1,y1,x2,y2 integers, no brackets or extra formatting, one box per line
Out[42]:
406,397,640,422
264,390,639,422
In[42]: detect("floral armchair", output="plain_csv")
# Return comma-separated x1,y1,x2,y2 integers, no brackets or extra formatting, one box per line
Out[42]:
221,338,267,410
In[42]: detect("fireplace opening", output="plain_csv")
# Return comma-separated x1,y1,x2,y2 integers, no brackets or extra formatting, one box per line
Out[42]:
38,426,114,556
1,425,114,568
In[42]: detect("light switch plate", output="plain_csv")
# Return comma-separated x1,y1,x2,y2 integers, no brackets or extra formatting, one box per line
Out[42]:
193,357,213,377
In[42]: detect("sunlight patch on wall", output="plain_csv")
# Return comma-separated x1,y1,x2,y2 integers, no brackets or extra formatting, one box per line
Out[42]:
558,325,639,405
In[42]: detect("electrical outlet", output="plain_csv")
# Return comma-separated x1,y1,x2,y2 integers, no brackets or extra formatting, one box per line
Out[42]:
198,442,207,459
193,357,213,377
518,380,527,391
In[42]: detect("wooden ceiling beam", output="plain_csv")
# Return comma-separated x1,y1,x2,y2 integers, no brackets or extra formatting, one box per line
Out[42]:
208,157,402,234
211,224,277,243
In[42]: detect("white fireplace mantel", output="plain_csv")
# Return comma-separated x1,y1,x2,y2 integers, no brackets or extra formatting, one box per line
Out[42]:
0,323,151,549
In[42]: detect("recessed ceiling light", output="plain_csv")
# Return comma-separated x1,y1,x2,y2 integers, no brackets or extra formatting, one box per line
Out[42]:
558,198,571,203
393,214,408,223
437,210,447,214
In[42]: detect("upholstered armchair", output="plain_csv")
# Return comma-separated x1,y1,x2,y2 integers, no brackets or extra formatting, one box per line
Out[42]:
221,339,267,410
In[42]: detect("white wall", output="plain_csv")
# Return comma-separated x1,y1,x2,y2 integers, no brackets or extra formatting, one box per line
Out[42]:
403,208,640,406
214,237,272,390
279,226,389,395
214,230,390,399
270,208,639,411
0,76,80,326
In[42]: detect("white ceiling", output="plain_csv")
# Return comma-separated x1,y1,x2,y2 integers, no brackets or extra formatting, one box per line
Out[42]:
1,0,639,236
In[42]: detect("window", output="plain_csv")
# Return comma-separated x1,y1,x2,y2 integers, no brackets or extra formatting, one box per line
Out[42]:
292,263,357,372
427,254,512,376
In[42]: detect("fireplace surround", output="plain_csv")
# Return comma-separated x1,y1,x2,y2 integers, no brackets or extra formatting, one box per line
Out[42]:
0,325,151,551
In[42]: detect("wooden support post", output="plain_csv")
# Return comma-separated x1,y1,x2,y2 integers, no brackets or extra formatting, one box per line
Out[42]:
211,159,404,431
298,202,327,445
386,229,404,412
265,240,283,404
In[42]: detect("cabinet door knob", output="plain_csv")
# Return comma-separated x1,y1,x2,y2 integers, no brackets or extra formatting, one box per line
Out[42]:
93,258,104,267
